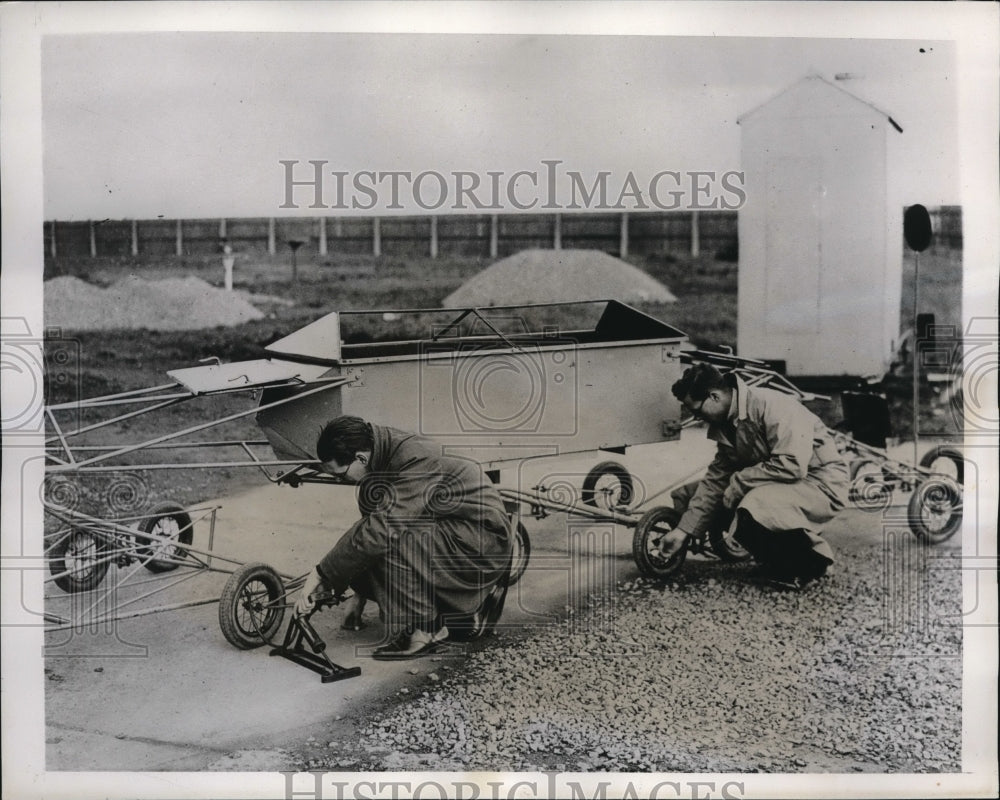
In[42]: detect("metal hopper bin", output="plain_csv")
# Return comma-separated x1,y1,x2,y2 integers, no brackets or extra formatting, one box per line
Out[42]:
255,299,691,469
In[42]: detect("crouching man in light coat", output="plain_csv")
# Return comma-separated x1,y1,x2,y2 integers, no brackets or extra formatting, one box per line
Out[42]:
659,364,849,589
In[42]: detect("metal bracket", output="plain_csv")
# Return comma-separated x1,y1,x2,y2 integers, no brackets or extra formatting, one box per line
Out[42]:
661,420,682,440
270,611,361,684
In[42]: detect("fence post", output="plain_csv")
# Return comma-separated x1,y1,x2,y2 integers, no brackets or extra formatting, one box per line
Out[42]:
490,214,499,258
268,218,276,255
89,220,97,257
175,220,183,256
50,221,58,259
690,210,700,258
430,215,438,258
318,216,328,256
620,212,629,258
131,219,139,256
373,217,381,257
553,213,562,250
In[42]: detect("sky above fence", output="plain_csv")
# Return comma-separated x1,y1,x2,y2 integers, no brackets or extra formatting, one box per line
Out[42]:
30,4,989,221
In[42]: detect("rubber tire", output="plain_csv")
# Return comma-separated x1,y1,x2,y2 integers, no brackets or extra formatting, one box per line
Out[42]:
919,446,964,486
136,503,194,573
48,529,112,593
907,479,962,544
581,461,634,510
505,518,531,587
709,526,752,562
850,457,884,482
848,458,894,511
218,562,286,650
632,506,687,580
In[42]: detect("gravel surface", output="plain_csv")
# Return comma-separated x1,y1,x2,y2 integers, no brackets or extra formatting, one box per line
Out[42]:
443,248,677,306
294,537,962,774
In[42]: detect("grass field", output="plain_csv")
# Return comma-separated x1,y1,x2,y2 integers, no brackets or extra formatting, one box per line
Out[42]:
41,246,962,515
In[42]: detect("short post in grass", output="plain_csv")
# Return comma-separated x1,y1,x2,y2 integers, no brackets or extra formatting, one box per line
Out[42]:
221,241,235,291
287,238,305,284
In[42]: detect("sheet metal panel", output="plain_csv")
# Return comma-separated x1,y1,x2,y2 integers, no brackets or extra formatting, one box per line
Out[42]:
256,339,687,465
167,359,334,394
265,311,342,362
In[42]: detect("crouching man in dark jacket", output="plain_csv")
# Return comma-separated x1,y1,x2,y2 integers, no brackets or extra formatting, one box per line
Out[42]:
658,364,849,589
293,416,512,659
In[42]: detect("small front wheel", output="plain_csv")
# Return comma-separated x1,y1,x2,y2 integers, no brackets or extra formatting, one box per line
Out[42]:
48,529,112,593
848,458,893,512
919,446,964,486
907,479,962,544
505,517,531,586
136,503,194,573
219,562,287,649
632,506,687,579
582,461,634,511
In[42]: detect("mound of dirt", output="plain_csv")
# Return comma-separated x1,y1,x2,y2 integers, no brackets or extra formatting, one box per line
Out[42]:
44,275,265,331
442,248,677,307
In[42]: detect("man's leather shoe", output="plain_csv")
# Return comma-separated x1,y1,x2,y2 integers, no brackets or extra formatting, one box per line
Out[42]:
372,627,449,661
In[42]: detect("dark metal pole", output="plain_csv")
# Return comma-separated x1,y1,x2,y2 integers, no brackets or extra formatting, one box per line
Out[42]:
903,204,933,465
912,252,920,467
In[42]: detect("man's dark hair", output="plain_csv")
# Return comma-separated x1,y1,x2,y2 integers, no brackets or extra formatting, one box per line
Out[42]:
671,363,733,402
317,416,374,464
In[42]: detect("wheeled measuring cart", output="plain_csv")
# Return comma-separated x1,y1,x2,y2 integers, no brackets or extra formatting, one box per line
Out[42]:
43,300,964,673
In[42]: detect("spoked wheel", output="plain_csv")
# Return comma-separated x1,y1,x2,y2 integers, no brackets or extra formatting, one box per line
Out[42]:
708,526,752,562
505,516,531,587
632,506,687,579
582,461,635,510
136,503,194,573
48,528,113,593
919,446,964,486
849,458,894,512
907,478,962,544
219,563,287,649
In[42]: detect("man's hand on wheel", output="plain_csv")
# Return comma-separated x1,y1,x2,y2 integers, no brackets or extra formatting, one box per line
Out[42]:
294,568,323,616
723,483,741,510
657,528,689,559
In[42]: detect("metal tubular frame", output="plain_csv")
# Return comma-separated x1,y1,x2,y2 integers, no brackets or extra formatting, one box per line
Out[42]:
38,336,961,639
40,376,355,635
498,350,962,553
41,502,309,632
44,378,349,477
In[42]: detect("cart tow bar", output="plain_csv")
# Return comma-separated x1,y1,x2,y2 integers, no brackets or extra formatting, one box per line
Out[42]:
270,607,362,684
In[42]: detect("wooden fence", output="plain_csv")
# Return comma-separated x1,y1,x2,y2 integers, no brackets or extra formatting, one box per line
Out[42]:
43,211,739,261
42,207,961,261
